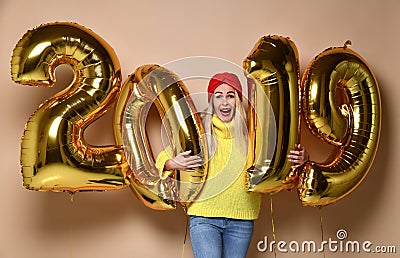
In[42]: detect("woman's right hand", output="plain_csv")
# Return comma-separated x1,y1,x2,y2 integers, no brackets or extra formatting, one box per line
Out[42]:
164,150,203,172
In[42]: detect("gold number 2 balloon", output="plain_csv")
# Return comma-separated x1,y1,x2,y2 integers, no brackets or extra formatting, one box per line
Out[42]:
299,41,381,206
119,65,208,209
244,35,300,193
11,22,128,192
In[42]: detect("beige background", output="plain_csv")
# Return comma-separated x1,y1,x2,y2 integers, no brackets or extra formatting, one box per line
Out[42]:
1,0,399,257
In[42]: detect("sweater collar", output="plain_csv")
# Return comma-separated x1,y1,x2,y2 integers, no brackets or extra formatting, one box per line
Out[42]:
212,115,235,139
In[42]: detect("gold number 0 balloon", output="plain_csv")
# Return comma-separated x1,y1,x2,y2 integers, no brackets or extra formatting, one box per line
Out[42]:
299,41,381,206
11,22,128,192
244,35,300,193
118,65,208,210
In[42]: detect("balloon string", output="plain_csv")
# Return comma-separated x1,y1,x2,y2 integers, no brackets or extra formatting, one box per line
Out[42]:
269,194,277,258
70,192,75,203
181,212,189,258
69,192,75,258
319,206,326,258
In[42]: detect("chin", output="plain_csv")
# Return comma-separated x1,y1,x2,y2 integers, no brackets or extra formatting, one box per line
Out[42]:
218,114,234,122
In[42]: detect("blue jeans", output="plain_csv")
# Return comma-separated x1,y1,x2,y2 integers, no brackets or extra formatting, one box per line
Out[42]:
189,216,254,258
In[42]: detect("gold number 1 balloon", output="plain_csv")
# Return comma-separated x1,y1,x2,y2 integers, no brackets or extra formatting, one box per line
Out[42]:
11,22,128,192
299,41,381,206
244,35,300,193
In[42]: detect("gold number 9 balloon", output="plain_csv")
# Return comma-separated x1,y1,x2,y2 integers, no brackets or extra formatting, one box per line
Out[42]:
119,65,208,209
299,41,381,206
11,22,128,192
244,35,300,193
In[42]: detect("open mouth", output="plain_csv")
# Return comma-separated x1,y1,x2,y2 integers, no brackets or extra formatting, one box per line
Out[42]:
219,107,232,116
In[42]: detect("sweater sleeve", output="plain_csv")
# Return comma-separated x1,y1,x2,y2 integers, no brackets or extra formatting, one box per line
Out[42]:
155,146,174,180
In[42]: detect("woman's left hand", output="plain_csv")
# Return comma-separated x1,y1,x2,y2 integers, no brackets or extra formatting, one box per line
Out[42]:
287,144,309,168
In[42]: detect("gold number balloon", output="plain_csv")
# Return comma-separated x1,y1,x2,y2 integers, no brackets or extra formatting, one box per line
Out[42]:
12,21,380,208
244,35,300,193
120,65,208,209
299,41,381,206
11,22,128,192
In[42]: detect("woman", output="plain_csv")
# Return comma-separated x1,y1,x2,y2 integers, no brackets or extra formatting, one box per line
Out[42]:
156,72,308,258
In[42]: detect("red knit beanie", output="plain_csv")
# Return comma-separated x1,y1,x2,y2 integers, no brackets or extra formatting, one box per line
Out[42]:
207,72,243,102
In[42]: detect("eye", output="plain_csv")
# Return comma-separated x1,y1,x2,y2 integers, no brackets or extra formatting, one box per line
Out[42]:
227,94,235,99
215,94,222,99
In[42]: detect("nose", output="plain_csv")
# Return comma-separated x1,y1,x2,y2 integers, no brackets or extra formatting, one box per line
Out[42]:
221,97,229,105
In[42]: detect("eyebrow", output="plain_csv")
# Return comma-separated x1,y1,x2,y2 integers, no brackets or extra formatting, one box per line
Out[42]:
214,91,235,95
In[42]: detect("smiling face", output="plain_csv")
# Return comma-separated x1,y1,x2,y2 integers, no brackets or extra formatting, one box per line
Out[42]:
212,83,237,122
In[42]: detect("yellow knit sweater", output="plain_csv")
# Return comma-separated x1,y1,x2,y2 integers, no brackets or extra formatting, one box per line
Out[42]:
156,116,261,220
